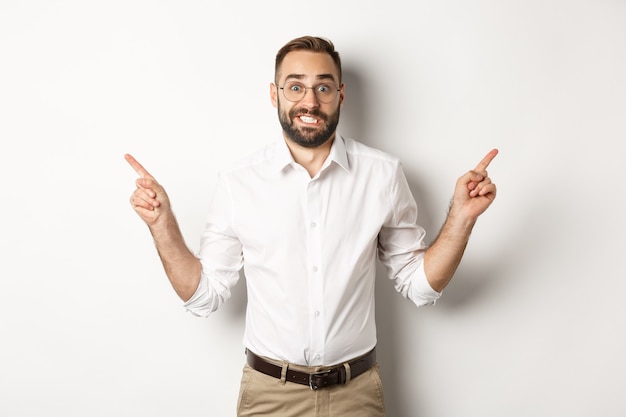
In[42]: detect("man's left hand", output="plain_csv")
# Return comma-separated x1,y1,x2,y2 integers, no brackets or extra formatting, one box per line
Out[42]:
451,148,498,221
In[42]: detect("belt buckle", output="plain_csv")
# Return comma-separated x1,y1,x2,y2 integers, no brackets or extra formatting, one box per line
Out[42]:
309,369,332,390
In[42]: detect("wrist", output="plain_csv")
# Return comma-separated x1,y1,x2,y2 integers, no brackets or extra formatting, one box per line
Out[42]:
148,210,179,236
446,205,477,231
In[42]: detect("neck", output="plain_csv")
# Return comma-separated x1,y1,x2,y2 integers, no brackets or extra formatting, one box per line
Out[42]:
284,134,335,178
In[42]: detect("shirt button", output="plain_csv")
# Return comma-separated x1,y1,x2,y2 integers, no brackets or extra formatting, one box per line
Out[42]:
314,310,320,317
312,266,318,272
310,222,316,228
315,354,321,360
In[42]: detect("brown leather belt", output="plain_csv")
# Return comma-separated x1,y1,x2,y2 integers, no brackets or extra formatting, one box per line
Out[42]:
246,348,376,390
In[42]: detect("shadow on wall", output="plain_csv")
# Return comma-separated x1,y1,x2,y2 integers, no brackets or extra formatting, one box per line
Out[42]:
338,67,369,143
340,62,511,416
221,270,248,321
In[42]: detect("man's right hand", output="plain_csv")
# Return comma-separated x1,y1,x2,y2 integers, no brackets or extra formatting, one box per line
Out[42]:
125,153,171,227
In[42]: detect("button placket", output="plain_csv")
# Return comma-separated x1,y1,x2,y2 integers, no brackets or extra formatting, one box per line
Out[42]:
306,180,324,365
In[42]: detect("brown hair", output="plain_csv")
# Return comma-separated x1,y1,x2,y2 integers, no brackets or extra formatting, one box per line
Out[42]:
274,36,342,83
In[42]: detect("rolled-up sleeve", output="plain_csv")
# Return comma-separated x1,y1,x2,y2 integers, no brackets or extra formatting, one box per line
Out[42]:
395,257,441,307
377,162,441,307
184,174,243,317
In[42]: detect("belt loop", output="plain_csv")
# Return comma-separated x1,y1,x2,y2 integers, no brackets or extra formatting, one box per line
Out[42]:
279,361,289,385
343,362,351,384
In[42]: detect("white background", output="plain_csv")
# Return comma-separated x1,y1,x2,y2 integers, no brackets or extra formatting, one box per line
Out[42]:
1,0,625,416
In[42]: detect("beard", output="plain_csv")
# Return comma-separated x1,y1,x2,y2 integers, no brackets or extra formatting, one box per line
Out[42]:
278,104,340,149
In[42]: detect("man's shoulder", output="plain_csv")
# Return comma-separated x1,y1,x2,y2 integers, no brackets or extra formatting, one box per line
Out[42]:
342,136,402,167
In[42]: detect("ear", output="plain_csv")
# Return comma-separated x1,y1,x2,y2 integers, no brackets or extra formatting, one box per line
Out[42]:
339,83,345,108
270,83,278,108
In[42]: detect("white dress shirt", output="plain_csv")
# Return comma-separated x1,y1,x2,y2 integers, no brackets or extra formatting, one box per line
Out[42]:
184,134,441,366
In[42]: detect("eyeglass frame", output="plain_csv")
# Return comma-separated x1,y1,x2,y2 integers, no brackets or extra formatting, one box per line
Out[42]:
277,81,342,104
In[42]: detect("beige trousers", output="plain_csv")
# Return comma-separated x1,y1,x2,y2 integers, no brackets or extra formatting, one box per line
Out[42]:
236,360,386,417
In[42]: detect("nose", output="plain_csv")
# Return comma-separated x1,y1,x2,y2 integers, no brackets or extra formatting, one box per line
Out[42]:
300,87,320,107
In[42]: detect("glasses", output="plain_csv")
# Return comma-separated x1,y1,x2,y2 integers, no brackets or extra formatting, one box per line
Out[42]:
279,81,340,103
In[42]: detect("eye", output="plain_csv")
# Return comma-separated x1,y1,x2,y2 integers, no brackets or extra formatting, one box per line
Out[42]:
316,84,331,93
288,83,304,92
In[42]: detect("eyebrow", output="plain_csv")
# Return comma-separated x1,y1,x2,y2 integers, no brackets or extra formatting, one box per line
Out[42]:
283,73,337,83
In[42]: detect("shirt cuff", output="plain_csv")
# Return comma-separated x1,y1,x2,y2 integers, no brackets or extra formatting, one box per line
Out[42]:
410,262,442,307
182,274,214,317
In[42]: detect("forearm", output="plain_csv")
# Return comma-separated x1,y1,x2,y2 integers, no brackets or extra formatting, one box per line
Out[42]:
424,149,498,292
424,212,476,292
149,212,202,302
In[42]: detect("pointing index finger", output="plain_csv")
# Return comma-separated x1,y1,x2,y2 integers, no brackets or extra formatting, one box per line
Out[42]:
124,153,153,179
474,148,499,172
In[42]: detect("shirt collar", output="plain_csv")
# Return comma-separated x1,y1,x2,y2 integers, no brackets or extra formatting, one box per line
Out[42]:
327,134,350,172
272,133,350,173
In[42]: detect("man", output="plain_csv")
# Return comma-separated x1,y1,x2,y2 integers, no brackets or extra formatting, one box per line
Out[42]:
126,35,497,417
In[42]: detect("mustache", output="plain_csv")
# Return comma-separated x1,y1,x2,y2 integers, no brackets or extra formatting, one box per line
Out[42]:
289,108,327,120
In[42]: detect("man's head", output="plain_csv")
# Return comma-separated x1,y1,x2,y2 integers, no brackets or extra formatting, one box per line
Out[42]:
271,36,344,149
